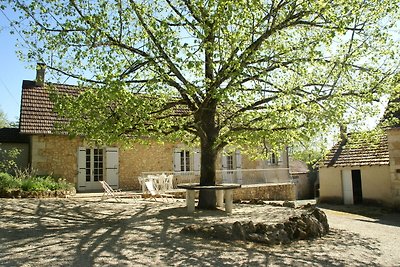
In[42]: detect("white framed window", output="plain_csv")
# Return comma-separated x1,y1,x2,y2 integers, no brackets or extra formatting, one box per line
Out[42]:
222,149,242,183
174,147,200,175
180,150,191,172
270,152,279,165
85,148,104,182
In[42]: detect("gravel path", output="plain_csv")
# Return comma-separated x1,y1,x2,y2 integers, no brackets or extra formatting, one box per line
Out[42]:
0,198,399,266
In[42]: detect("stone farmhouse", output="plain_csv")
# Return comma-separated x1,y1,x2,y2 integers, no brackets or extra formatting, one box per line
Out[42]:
9,66,291,192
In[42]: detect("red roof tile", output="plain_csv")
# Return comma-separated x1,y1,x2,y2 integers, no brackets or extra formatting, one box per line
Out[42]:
320,133,389,167
19,80,81,134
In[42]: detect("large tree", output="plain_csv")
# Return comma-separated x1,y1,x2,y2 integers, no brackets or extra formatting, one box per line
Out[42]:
0,108,9,128
4,0,400,208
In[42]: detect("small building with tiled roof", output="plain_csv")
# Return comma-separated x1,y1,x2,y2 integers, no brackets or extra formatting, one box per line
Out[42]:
14,64,291,193
319,127,400,209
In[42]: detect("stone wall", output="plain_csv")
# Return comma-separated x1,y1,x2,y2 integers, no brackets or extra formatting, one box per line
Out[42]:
29,134,292,193
30,135,83,184
291,172,311,200
233,183,296,201
388,128,400,208
119,142,176,190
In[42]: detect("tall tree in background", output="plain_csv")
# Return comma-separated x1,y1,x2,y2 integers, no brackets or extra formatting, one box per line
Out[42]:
4,0,399,208
0,108,9,128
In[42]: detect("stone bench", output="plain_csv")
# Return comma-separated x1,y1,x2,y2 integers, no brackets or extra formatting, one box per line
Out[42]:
177,183,241,213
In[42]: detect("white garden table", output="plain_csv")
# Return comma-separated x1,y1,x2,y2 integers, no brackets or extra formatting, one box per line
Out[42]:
177,183,241,214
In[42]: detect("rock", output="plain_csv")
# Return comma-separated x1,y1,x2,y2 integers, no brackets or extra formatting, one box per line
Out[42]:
248,199,265,205
244,221,256,234
311,208,329,234
231,221,246,240
180,208,330,246
283,201,296,208
255,223,267,234
295,228,308,239
213,225,231,239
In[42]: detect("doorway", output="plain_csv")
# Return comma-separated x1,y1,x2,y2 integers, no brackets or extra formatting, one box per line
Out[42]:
351,170,363,204
342,169,363,205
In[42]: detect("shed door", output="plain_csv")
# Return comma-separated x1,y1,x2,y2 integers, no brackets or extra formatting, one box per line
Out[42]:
342,169,353,205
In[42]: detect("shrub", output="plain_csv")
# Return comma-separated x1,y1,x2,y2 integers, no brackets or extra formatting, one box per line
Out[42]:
0,172,21,190
0,170,74,196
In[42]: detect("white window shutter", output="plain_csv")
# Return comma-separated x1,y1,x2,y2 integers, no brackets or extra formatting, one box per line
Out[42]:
77,147,86,189
235,150,242,184
221,152,228,182
278,151,283,164
105,147,119,188
221,154,228,170
173,148,181,173
193,148,201,175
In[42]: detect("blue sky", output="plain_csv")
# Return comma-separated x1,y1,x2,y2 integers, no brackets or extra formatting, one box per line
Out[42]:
0,7,33,123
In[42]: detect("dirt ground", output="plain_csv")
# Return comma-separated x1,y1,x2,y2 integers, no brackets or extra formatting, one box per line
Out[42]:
0,197,399,266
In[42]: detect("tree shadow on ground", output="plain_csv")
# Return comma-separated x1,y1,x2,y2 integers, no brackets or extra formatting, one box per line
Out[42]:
0,199,383,266
318,203,400,228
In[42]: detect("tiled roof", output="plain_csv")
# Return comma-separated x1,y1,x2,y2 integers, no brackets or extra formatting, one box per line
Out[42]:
0,128,30,143
320,133,389,167
19,80,81,134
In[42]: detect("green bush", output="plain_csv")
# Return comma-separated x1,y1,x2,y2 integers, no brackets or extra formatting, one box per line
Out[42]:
0,171,74,193
0,172,22,190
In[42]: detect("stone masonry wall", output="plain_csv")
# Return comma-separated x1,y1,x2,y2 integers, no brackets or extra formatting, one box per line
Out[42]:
233,183,296,201
29,135,293,193
30,135,83,184
119,142,176,190
387,129,400,209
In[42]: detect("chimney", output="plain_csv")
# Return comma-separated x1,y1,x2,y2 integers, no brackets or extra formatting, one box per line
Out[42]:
36,63,46,86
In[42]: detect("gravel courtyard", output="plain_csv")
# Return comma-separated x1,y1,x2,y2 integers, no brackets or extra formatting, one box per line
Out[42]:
0,197,399,266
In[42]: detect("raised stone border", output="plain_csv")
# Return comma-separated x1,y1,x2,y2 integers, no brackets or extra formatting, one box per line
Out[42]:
181,205,329,246
0,188,76,198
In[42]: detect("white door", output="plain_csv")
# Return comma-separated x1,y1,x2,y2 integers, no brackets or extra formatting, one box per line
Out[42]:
105,147,119,189
342,169,354,205
77,147,104,191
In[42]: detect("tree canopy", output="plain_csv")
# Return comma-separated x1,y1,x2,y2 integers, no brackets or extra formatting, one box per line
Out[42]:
0,108,10,128
3,0,400,207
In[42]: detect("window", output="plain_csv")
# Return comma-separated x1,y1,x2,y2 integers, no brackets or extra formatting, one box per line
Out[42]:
226,154,234,173
85,148,104,182
180,150,191,172
174,148,200,174
270,153,279,165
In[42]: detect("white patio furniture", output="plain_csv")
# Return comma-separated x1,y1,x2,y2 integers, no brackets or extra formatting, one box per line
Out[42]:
138,174,174,194
144,180,174,202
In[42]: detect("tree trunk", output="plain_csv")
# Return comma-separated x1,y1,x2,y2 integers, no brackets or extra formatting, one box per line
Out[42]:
197,138,218,209
196,98,220,209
